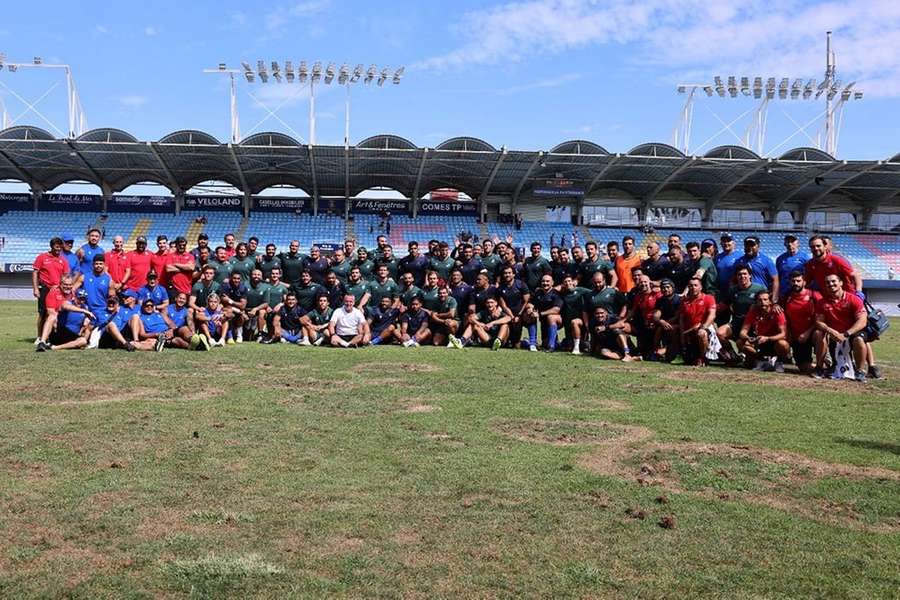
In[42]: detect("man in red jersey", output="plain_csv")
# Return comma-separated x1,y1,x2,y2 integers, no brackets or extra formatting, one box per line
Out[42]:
804,235,861,295
624,273,661,359
223,233,237,259
36,274,81,347
124,236,153,291
165,236,196,301
31,236,70,341
781,270,819,375
812,273,868,382
150,235,171,288
738,290,789,372
104,235,128,292
678,276,716,366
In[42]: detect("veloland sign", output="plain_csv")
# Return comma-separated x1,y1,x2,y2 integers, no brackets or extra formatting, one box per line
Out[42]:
183,195,243,210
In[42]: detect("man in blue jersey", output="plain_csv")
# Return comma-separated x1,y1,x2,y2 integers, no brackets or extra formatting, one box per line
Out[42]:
137,271,169,311
714,233,739,293
399,296,431,347
367,295,401,345
135,298,170,352
303,245,331,285
456,243,484,286
268,292,306,344
38,289,92,351
220,271,249,344
59,233,79,277
775,234,809,300
735,236,779,298
400,240,430,287
524,274,564,352
497,265,531,348
81,255,114,317
164,292,194,350
76,228,105,275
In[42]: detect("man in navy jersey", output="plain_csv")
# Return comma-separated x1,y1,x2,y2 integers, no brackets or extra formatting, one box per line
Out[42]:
467,272,498,323
651,279,682,361
456,243,483,285
303,245,331,285
220,271,249,344
399,296,431,347
525,274,563,351
589,306,635,361
497,265,531,348
367,296,401,345
268,292,306,344
322,270,348,309
400,241,429,287
451,296,510,350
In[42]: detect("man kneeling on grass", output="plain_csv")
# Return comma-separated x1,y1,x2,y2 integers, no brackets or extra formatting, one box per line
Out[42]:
36,288,93,352
450,296,510,350
328,294,368,347
589,306,636,361
738,290,790,372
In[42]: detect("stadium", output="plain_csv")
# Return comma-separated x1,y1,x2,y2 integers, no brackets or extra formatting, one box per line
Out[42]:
2,5,900,598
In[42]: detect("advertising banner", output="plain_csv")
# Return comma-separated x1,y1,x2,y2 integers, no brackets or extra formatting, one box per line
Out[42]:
252,196,311,213
183,195,244,211
38,194,102,211
350,199,409,214
533,178,585,198
0,193,33,211
418,200,477,215
108,195,175,213
3,263,34,273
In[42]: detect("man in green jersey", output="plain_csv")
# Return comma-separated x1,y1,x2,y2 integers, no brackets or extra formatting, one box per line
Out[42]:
257,243,282,281
303,294,334,346
429,242,456,282
345,266,371,308
277,240,306,288
398,271,424,311
580,241,617,289
329,248,351,285
686,240,719,299
716,265,767,362
189,265,221,316
292,270,326,312
426,285,458,346
210,246,233,284
376,244,401,280
353,247,376,281
582,271,627,324
523,242,552,291
244,268,271,340
367,264,400,308
228,242,257,281
560,275,591,355
420,270,441,311
260,267,291,341
480,239,501,281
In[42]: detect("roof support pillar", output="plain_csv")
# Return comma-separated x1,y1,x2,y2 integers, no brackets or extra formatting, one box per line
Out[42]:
0,147,38,192
479,148,507,223
227,143,249,195
772,161,846,213
705,158,772,223
31,186,43,212
308,145,319,216
645,156,698,204
174,190,184,216
411,148,429,219
512,151,543,216
147,142,182,196
101,182,112,214
243,191,251,219
585,153,622,196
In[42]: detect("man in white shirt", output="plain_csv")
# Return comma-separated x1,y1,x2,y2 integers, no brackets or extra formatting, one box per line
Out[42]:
328,294,369,347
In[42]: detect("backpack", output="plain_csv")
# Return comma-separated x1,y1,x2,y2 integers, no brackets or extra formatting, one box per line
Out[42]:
864,298,889,340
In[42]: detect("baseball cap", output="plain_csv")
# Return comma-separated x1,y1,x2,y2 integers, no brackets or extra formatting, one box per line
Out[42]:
660,278,675,287
719,232,733,242
701,238,717,250
76,288,88,301
147,271,158,279
744,235,761,245
135,236,148,244
175,236,187,244
142,298,155,306
784,234,798,243
198,233,209,241
60,232,75,242
122,289,139,299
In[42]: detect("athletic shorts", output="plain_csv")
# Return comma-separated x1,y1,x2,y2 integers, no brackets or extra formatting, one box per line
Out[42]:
338,333,357,342
37,285,50,317
791,340,813,365
431,323,451,338
593,330,620,353
49,327,80,346
757,341,776,357
372,323,394,338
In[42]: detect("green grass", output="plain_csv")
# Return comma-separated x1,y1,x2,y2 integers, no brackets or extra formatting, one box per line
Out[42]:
0,299,898,598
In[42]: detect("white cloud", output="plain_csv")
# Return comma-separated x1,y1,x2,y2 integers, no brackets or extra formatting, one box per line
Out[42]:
416,0,900,97
265,0,331,32
116,95,149,110
497,72,582,95
144,26,159,36
94,24,109,35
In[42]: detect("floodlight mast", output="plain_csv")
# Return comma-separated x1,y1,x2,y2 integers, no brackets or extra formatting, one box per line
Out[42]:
203,65,241,143
0,56,87,137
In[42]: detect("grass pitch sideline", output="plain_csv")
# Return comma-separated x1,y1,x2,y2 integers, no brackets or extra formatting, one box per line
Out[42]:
0,300,898,598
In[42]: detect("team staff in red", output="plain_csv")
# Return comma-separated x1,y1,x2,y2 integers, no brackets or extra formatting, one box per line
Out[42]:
32,236,70,341
678,277,716,366
738,290,790,372
104,235,129,292
812,273,869,382
165,236,196,300
124,236,153,291
804,235,861,294
151,235,171,288
781,270,820,375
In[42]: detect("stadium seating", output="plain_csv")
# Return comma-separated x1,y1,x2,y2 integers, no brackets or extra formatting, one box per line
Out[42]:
1,209,898,279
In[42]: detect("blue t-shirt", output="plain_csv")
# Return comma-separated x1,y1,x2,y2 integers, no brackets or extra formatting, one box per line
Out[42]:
367,305,399,332
92,307,118,329
81,271,111,313
78,243,105,274
401,309,429,333
735,253,778,290
61,249,78,272
111,306,137,331
62,308,87,335
449,282,473,313
140,311,169,334
204,308,223,335
498,279,530,313
138,284,168,306
715,250,741,294
277,305,305,331
776,251,809,295
166,304,189,329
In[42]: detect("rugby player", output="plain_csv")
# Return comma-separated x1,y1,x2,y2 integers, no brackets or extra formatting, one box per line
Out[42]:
399,241,429,287
76,228,105,275
782,270,819,375
452,296,510,350
679,277,717,366
352,247,376,281
398,271,424,310
330,248,351,284
642,241,669,284
367,264,400,309
497,265,531,348
36,287,93,352
322,270,348,309
776,235,809,299
104,235,128,292
812,273,869,382
195,293,229,347
651,278,681,361
267,292,306,344
137,271,169,310
735,236,778,298
293,270,326,312
560,275,590,354
399,296,431,347
303,245,330,285
738,290,789,372
367,295,401,346
258,244,282,281
219,271,249,343
123,236,152,291
278,240,306,288
589,306,635,361
426,285,458,347
615,236,642,292
228,242,257,282
245,269,271,341
716,265,766,363
456,243,483,286
151,235,171,289
526,274,563,352
303,295,334,346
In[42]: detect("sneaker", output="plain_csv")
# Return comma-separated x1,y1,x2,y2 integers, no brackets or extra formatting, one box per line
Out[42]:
226,338,236,346
257,335,269,344
529,344,537,352
35,341,47,352
189,334,201,350
868,365,883,380
313,336,324,346
519,340,531,350
855,371,867,383
126,341,136,352
402,339,415,348
571,346,581,356
774,360,785,374
259,337,275,345
298,337,312,346
448,335,463,350
753,360,768,371
810,368,825,379
198,335,211,351
154,334,166,352
491,338,502,351
87,329,101,349
33,337,42,346
235,330,243,344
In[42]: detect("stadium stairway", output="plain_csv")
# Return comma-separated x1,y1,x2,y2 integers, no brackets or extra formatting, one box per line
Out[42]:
479,220,489,242
235,216,250,243
580,224,595,244
184,219,205,246
345,218,356,244
126,218,152,250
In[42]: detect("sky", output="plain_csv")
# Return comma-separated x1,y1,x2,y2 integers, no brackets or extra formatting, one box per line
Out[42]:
1,0,900,173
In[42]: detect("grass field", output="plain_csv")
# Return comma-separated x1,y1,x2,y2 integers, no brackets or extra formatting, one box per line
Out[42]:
0,299,898,598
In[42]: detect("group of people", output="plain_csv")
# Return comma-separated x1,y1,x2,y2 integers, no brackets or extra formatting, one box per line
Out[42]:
30,226,881,381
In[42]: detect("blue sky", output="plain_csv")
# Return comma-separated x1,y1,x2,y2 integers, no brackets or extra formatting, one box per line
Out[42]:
1,0,900,163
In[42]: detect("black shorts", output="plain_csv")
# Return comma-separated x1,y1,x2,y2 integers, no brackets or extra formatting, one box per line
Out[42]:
430,323,451,338
37,285,50,316
791,340,813,365
49,327,80,346
372,323,395,338
593,330,621,353
99,331,121,349
338,333,357,342
757,341,776,357
486,325,501,339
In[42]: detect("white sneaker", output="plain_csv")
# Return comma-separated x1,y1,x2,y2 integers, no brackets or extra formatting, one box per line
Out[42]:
87,329,101,349
33,337,42,346
298,337,312,346
212,338,225,347
402,339,415,347
571,346,581,355
235,330,243,344
411,341,420,347
313,335,324,346
529,344,537,352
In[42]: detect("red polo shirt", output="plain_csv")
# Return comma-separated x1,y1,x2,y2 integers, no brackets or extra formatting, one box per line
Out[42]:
45,288,74,311
680,293,715,328
32,252,69,287
804,253,856,293
782,289,820,339
744,305,786,336
125,250,153,290
105,250,128,285
167,252,196,294
817,291,865,333
631,290,661,327
224,247,236,259
150,251,171,287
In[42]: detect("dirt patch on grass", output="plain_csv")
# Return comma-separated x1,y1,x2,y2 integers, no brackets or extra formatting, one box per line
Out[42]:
404,403,441,413
659,369,900,396
546,398,631,411
494,419,648,447
621,382,694,395
351,362,440,374
578,434,900,532
8,384,227,406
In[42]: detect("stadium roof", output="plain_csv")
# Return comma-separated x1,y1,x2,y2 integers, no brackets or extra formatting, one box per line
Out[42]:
1,125,899,214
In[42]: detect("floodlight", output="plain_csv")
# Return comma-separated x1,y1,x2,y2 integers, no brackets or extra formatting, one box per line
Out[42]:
0,52,4,70
33,56,42,65
284,60,294,82
740,76,749,95
392,67,404,84
365,64,376,83
257,60,268,83
217,63,226,71
8,64,17,73
702,85,713,97
338,64,349,85
677,85,686,94
311,61,322,82
841,90,851,101
853,91,863,100
324,62,335,84
271,61,282,82
298,61,308,83
714,76,723,87
241,61,254,82
377,67,389,86
351,64,363,82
